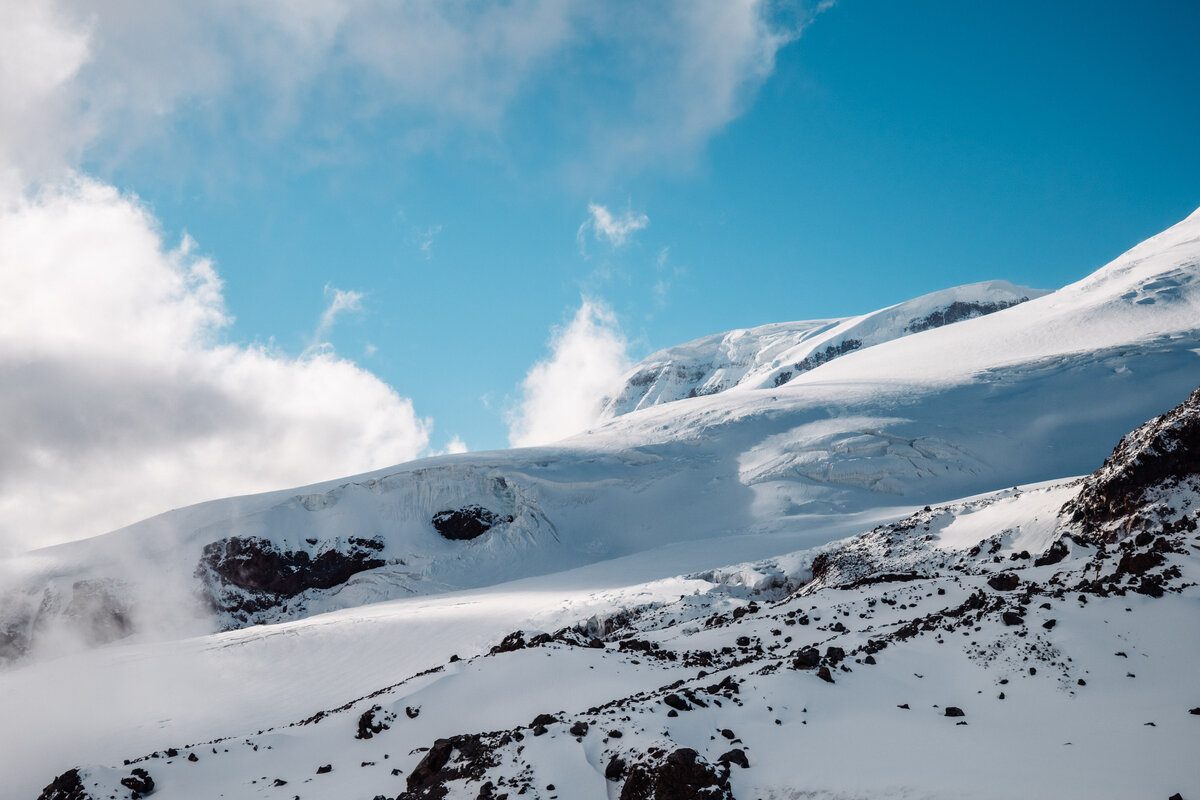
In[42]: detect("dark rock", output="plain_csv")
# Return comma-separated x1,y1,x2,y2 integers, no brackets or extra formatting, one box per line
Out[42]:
530,713,558,727
1043,619,1057,629
272,779,287,787
570,721,589,736
120,768,155,797
431,506,512,541
406,739,454,791
1189,707,1200,715
817,666,835,683
402,734,497,797
736,636,750,647
187,753,198,762
720,728,735,739
988,573,1020,592
196,535,385,616
589,637,606,648
905,298,1028,334
792,647,821,669
605,755,626,781
316,764,333,774
663,693,689,711
357,704,389,739
619,748,734,800
1002,611,1025,626
717,748,749,768
864,655,877,665
1065,387,1200,534
406,705,421,719
945,707,965,717
37,768,90,800
825,646,846,665
1034,540,1070,567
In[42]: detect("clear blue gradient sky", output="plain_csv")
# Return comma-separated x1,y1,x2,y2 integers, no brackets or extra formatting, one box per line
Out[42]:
56,0,1200,451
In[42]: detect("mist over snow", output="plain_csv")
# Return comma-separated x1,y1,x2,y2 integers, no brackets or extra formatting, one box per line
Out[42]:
0,179,431,554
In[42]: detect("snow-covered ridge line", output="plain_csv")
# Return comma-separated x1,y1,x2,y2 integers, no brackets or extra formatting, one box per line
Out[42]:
600,280,1045,418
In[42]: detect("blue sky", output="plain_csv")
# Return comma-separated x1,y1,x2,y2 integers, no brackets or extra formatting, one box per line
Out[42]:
99,0,1199,451
2,0,1198,549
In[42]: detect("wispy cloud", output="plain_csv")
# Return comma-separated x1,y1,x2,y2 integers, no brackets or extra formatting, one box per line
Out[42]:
578,203,649,250
312,285,365,348
507,298,631,447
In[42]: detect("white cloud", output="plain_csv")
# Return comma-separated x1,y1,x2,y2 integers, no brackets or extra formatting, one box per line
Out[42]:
444,436,469,455
312,285,365,348
508,299,631,447
579,203,649,248
0,0,826,186
0,177,431,553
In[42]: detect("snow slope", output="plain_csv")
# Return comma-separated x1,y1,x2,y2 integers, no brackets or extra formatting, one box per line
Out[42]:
21,388,1200,800
3,207,1200,798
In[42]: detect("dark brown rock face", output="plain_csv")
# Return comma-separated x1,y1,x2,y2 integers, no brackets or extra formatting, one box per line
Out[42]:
431,506,512,541
1065,387,1200,537
196,536,385,615
619,748,735,800
400,734,499,799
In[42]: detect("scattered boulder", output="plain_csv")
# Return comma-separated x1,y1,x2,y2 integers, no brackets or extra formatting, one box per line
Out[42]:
120,768,155,798
316,764,333,775
605,755,626,781
988,573,1020,592
663,694,689,711
944,707,965,717
817,666,835,684
570,721,590,736
793,647,821,669
718,748,749,769
357,704,390,740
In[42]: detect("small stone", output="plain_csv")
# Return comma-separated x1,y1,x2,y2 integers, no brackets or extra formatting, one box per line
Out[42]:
316,765,332,774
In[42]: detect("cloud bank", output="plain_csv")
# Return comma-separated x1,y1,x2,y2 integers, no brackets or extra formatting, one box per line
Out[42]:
508,300,631,447
0,0,822,186
0,179,430,553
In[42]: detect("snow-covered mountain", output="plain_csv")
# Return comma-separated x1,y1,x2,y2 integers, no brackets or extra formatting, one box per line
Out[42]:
600,280,1047,417
4,207,1200,799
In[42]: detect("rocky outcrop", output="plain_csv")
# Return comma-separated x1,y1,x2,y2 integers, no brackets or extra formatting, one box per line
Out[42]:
905,298,1027,333
37,769,92,800
195,536,386,618
619,748,735,800
431,506,512,541
1064,387,1200,538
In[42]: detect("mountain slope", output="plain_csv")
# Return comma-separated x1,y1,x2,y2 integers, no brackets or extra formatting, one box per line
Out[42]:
2,210,1199,669
31,385,1200,800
